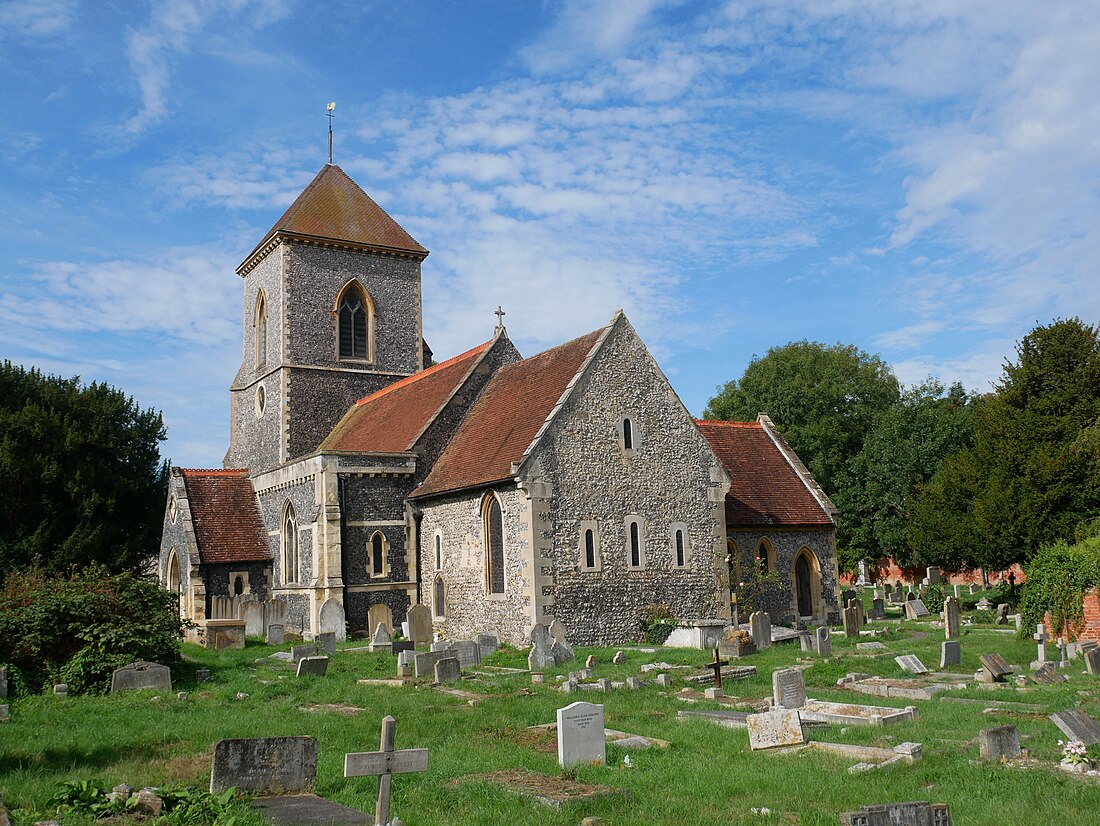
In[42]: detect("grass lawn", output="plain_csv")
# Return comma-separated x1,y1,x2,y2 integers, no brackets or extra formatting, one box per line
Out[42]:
4,614,1100,825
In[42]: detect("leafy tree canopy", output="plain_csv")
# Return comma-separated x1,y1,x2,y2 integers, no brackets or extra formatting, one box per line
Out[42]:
0,361,168,577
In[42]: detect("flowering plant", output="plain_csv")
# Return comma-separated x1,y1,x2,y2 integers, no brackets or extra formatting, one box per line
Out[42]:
1059,740,1090,766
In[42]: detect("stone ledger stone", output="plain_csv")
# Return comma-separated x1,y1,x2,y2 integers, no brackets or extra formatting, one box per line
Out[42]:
746,708,804,750
771,668,807,709
895,655,928,675
110,662,172,694
979,725,1021,761
210,736,317,795
1050,709,1100,746
296,656,329,678
840,801,952,826
557,701,606,768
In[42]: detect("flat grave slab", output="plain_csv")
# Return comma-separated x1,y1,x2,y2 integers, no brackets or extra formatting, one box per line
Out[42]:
798,699,918,727
1051,708,1100,746
454,770,626,809
683,665,757,684
747,708,805,750
895,654,929,674
251,794,369,825
677,709,752,729
526,722,670,749
1031,663,1067,685
841,676,967,701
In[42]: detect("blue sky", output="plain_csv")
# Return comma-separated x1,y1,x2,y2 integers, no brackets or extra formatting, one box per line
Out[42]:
2,0,1098,469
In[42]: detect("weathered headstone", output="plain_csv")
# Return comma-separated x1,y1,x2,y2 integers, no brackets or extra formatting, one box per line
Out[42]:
905,599,929,619
548,619,575,664
344,715,428,826
870,598,886,620
266,624,285,646
110,662,172,694
243,600,265,637
557,701,606,768
953,584,961,599
746,708,805,750
396,649,415,678
0,703,8,722
434,657,461,683
291,643,317,663
475,632,500,657
979,725,1021,761
392,641,414,656
839,802,952,826
528,623,555,670
406,604,433,646
1050,708,1100,746
815,626,832,657
976,596,992,610
612,650,626,665
655,673,672,688
800,633,815,653
449,640,482,668
210,736,317,794
978,653,1013,683
895,654,929,675
370,622,393,654
1085,648,1100,675
841,589,857,608
53,683,68,696
367,604,394,636
196,668,210,682
969,583,981,594
843,605,861,639
749,611,772,649
925,566,942,585
772,668,807,709
316,631,337,656
414,651,449,678
318,599,346,642
995,603,1010,624
1031,663,1067,685
941,641,961,668
296,656,329,678
943,597,959,640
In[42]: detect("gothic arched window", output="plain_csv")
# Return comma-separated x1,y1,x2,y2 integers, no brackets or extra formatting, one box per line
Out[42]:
255,290,267,369
282,501,299,584
370,531,387,577
434,575,446,618
483,494,505,594
337,282,372,360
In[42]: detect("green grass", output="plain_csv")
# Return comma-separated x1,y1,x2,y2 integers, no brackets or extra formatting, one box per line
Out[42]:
3,622,1100,825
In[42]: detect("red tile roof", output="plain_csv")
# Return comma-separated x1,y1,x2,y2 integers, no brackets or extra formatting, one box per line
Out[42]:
413,328,604,498
320,339,494,453
696,420,834,527
240,164,427,271
180,469,271,564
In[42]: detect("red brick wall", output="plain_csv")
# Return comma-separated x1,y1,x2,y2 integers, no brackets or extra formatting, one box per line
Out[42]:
1045,588,1100,642
840,557,1026,586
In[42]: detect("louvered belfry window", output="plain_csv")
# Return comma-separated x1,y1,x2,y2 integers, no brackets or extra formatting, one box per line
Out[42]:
338,288,369,359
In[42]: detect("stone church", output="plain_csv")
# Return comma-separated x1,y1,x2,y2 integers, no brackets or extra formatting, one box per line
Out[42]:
158,164,840,646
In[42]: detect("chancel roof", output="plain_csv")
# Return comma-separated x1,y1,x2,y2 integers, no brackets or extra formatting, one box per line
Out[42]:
321,339,495,454
696,420,835,528
180,469,270,564
412,327,605,498
239,164,427,272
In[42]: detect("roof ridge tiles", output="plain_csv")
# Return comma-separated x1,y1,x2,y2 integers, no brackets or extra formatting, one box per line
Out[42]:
353,339,493,407
179,468,250,476
695,419,761,429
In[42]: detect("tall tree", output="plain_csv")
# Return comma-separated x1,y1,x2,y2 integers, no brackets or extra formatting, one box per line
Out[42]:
705,340,901,548
0,362,169,577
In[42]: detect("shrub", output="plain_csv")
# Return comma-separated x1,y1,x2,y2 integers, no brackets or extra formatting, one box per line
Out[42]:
1019,535,1100,639
639,603,677,645
922,584,945,614
0,565,184,695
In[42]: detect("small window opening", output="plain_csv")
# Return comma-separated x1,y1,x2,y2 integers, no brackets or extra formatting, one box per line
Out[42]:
484,496,505,594
339,288,369,359
630,521,641,567
675,529,685,567
434,576,446,618
435,534,442,570
623,418,633,450
233,575,244,596
584,529,596,569
371,533,385,576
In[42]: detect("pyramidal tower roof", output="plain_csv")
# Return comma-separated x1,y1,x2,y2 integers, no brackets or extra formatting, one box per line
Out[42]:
238,164,427,274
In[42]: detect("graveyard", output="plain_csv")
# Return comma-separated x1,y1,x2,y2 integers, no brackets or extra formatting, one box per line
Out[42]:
5,590,1100,825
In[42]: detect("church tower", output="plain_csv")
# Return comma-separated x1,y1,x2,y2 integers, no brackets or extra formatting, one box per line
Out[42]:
225,165,428,473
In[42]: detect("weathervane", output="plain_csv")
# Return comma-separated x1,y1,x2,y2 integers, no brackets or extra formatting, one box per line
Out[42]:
327,101,336,164
494,306,506,334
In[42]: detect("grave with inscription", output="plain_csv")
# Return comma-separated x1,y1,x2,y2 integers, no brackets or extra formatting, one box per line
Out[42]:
943,597,959,639
979,725,1021,761
772,668,806,709
210,736,317,795
839,801,952,826
749,611,772,650
905,599,930,619
556,701,606,768
434,657,461,684
296,656,329,678
110,662,172,694
815,626,832,657
746,708,805,750
1031,663,1067,685
316,631,337,656
978,653,1013,683
1050,708,1100,746
406,604,433,646
895,654,929,675
369,622,392,654
941,641,961,668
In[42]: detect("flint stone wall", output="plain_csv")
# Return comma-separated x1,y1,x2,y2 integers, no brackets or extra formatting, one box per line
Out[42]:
728,528,840,625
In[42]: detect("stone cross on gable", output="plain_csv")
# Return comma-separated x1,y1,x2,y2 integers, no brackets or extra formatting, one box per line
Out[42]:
344,715,429,825
494,305,506,333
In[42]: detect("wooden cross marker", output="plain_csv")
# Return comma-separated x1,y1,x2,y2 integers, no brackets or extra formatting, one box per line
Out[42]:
344,715,429,825
705,646,730,689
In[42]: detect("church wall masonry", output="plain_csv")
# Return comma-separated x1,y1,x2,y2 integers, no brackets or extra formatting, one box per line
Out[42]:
729,528,840,625
529,317,731,645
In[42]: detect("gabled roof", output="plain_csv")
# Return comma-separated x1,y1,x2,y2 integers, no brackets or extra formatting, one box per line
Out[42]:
320,338,496,454
180,469,271,564
696,420,835,528
412,326,605,498
238,164,427,273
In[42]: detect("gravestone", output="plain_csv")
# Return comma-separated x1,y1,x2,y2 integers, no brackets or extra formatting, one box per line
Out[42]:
243,600,265,637
995,603,1010,624
1050,709,1100,746
612,650,626,665
344,715,429,826
840,802,952,826
54,683,68,696
749,611,772,649
843,605,861,639
414,651,449,678
196,668,210,682
1085,648,1100,675
1031,663,1067,685
317,631,337,656
296,656,329,678
475,632,500,657
434,657,461,683
557,701,606,768
549,619,575,664
941,641,961,668
800,633,815,653
0,703,8,722
848,597,866,627
267,624,285,646
815,626,832,657
111,662,172,694
979,725,1021,761
969,583,981,594
953,584,961,598
771,668,807,709
870,598,886,620
367,604,394,636
978,653,1013,683
318,599,346,642
406,604,433,646
528,623,556,670
370,622,393,654
925,566,942,585
976,596,992,610
1032,623,1049,666
905,599,929,619
746,708,805,750
392,641,414,656
449,640,482,668
895,655,928,675
210,736,317,794
943,597,960,640
0,665,6,699
396,649,415,678
905,590,916,602
841,589,857,607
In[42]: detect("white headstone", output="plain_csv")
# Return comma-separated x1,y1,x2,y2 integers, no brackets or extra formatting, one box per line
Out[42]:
319,599,346,642
746,708,805,750
529,623,556,670
557,701,605,768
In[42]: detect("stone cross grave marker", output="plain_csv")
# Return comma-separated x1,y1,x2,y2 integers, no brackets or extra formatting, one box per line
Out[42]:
344,715,429,826
978,653,1013,683
746,708,805,750
705,647,730,688
941,641,961,668
895,654,929,674
943,597,960,639
815,626,832,657
1033,623,1048,665
772,668,806,709
211,736,317,795
905,599,929,619
557,701,606,768
1031,663,1067,685
979,725,1021,761
528,623,555,670
406,604,433,646
1050,708,1100,746
296,656,329,678
111,661,172,694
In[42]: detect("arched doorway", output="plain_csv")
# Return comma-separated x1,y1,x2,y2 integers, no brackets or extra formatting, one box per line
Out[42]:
166,548,182,615
791,547,822,620
795,554,813,617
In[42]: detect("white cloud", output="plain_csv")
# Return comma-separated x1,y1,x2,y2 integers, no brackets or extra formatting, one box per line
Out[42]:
0,0,76,39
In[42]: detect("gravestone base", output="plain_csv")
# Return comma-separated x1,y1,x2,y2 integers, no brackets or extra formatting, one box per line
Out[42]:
251,794,371,825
